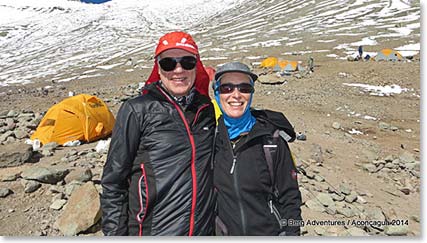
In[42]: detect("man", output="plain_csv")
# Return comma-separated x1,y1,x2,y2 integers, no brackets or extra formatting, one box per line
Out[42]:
101,31,216,236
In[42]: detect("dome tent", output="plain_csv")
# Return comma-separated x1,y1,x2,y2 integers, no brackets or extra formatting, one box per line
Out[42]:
31,94,115,145
374,49,405,62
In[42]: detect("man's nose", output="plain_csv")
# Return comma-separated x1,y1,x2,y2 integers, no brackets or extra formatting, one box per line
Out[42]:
173,63,184,72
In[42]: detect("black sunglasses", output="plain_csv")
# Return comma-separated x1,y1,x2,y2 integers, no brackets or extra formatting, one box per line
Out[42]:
158,56,197,71
217,83,254,94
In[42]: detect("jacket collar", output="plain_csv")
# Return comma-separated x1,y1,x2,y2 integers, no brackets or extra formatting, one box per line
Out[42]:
143,82,210,109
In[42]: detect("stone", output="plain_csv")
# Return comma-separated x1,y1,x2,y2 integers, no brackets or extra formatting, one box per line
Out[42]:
65,180,84,196
332,122,341,129
340,227,369,236
299,187,310,204
345,191,358,203
336,206,355,218
364,207,386,231
6,110,18,118
21,179,42,193
314,175,325,182
331,193,345,202
50,199,67,210
0,131,14,142
0,172,20,182
21,167,69,184
41,149,54,157
42,142,59,151
64,168,93,184
316,193,335,207
0,188,12,198
339,184,351,195
14,129,29,139
378,122,390,130
384,155,394,162
314,227,327,236
362,163,378,173
305,199,325,213
55,182,101,236
384,225,409,236
357,196,367,204
399,152,416,164
0,143,33,168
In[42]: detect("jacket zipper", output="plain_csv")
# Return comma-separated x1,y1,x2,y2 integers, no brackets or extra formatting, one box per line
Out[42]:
137,164,149,236
192,103,210,127
269,200,283,229
157,86,198,236
229,142,247,234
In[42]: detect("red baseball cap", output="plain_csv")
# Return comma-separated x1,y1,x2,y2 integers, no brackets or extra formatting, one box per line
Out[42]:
155,31,199,57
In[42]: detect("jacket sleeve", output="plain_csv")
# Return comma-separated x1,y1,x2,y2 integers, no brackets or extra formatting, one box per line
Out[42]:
275,138,302,236
101,101,142,236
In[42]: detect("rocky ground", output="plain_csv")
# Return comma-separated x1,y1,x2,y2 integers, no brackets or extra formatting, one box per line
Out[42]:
0,50,421,236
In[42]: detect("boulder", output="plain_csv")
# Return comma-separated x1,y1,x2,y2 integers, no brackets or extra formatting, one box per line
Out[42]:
55,182,101,236
0,143,33,168
21,167,69,184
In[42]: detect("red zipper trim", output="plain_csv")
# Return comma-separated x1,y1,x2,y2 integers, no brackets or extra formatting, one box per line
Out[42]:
192,103,210,127
157,86,197,236
137,164,149,236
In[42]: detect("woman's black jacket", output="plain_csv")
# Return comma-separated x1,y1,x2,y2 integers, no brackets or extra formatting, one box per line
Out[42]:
213,109,302,236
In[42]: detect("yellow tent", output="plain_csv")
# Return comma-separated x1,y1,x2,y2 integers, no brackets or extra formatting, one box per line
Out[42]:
31,94,115,145
260,57,278,68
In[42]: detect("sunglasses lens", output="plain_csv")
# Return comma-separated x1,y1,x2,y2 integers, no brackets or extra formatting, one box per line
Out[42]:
238,83,254,93
159,57,177,71
158,56,197,71
180,56,197,70
218,83,254,94
219,84,234,94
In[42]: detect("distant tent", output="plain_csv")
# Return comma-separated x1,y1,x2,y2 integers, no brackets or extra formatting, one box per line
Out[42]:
273,60,300,72
375,49,405,62
260,57,278,68
81,0,111,4
31,94,115,145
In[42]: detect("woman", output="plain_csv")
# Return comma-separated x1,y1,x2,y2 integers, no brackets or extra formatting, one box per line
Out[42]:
212,62,302,236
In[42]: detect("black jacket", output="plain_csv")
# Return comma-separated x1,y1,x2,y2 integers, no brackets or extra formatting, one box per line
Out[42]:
213,109,302,236
101,83,216,236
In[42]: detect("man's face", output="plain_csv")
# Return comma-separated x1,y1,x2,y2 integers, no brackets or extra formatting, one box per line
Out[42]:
157,49,197,97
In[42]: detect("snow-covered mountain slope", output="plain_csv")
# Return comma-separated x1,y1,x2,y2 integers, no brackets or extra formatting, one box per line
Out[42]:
0,0,420,86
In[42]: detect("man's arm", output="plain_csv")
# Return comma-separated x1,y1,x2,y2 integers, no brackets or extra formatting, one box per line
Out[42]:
101,101,141,236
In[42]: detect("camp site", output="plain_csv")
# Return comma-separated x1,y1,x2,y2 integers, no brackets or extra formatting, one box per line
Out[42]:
0,0,421,237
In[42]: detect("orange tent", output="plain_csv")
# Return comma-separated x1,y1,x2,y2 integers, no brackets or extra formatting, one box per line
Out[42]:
278,60,299,71
260,57,278,68
31,94,115,145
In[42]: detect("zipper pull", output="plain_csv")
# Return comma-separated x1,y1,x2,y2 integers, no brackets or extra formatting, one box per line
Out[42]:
230,157,236,174
269,200,274,214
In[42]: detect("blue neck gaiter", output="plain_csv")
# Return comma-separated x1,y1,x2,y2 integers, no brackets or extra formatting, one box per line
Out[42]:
214,78,256,140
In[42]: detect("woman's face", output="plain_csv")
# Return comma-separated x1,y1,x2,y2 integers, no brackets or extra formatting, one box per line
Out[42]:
157,49,197,97
218,72,253,118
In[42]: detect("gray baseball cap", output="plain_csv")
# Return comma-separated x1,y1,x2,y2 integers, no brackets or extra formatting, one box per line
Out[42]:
215,62,258,82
